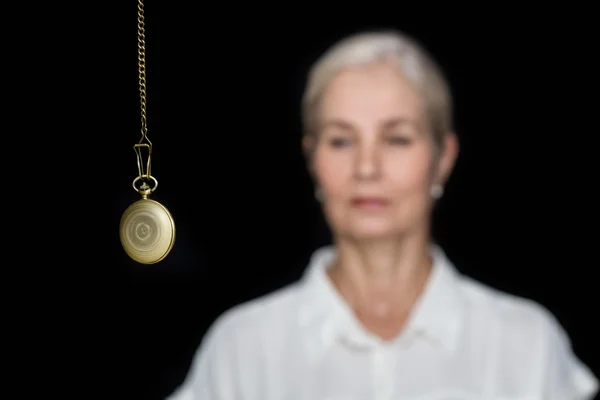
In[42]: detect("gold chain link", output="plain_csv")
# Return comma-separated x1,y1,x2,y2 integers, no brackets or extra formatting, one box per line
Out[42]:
137,0,148,142
133,0,154,189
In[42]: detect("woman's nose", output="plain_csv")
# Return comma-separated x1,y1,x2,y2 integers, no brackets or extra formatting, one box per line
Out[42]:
354,144,381,181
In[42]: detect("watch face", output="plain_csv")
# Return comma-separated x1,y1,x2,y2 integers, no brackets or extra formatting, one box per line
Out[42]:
120,199,175,264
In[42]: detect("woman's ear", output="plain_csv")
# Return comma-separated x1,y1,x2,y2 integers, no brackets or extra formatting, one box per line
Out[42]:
435,132,459,185
302,134,315,157
302,134,316,176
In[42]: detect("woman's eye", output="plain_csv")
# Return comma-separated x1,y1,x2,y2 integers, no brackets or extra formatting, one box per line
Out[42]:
330,137,352,147
387,136,412,145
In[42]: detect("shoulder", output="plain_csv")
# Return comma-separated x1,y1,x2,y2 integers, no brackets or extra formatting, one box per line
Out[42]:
206,281,304,343
458,275,561,343
457,274,570,358
168,283,305,399
456,275,598,398
195,280,306,370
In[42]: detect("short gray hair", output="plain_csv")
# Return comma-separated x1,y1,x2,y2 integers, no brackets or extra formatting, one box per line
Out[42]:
302,30,453,152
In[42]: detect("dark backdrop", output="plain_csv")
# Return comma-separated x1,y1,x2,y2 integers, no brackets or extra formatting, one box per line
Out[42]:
96,3,599,398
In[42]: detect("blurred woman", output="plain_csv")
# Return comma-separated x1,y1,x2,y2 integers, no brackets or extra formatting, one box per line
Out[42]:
169,30,598,399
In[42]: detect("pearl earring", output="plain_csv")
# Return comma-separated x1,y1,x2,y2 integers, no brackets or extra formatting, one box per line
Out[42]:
431,184,444,199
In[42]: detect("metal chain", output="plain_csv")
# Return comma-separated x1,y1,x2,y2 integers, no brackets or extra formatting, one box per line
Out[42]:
137,0,148,142
133,0,155,190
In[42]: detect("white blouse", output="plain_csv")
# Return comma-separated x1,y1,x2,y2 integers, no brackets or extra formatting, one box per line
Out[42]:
168,245,598,400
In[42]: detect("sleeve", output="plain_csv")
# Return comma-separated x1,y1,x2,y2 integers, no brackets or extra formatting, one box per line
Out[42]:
166,314,240,400
539,312,598,400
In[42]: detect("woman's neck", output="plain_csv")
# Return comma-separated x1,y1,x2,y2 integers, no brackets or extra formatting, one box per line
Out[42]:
327,233,433,339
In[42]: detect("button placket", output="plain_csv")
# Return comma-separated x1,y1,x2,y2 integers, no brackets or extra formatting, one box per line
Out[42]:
371,344,394,399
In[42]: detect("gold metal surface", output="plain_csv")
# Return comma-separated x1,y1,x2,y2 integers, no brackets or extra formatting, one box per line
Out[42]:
120,197,175,265
120,0,175,264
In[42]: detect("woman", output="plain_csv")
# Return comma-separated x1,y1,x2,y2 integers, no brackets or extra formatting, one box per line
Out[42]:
169,31,598,399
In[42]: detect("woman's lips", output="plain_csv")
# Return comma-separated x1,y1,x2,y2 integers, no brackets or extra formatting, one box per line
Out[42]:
351,197,390,209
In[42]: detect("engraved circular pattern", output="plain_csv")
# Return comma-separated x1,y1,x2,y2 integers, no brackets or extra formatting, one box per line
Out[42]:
120,199,175,264
126,210,159,251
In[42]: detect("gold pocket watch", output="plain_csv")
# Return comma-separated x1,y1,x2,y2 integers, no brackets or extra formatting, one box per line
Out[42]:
120,0,175,264
120,176,175,264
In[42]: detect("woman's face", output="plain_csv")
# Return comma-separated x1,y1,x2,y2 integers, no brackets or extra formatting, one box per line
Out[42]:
308,61,457,240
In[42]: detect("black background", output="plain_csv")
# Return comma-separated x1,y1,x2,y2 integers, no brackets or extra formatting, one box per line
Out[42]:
77,3,600,398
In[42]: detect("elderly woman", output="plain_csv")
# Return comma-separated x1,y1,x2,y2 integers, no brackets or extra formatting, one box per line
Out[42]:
169,31,598,399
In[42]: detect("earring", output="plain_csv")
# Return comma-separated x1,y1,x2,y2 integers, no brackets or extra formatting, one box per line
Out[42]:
431,184,444,199
314,187,324,202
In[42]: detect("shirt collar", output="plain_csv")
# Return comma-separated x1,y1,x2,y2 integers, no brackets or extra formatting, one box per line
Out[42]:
298,244,465,353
